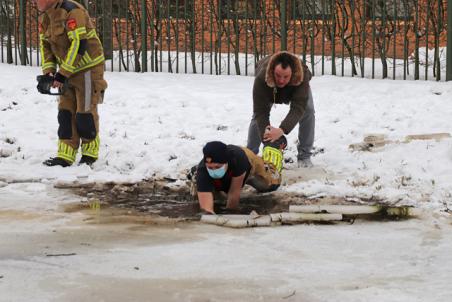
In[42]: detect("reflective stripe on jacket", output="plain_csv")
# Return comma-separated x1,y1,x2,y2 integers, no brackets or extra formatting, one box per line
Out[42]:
39,0,104,77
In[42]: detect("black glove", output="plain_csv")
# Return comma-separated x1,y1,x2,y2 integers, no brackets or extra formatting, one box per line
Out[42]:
36,74,54,95
36,73,66,95
54,72,67,85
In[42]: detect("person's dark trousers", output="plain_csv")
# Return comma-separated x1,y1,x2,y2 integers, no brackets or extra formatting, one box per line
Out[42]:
247,87,315,160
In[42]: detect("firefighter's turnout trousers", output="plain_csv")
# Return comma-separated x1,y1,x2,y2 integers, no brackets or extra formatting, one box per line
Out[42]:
241,147,282,192
57,64,107,163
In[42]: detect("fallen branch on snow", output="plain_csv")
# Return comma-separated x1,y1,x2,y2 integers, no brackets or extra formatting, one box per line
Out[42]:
349,132,451,151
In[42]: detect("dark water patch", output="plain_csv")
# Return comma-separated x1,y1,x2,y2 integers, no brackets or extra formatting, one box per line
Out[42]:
73,180,198,219
65,180,289,220
109,193,200,219
62,179,414,223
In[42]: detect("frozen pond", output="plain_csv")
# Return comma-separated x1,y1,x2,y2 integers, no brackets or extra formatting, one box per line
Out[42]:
1,184,451,302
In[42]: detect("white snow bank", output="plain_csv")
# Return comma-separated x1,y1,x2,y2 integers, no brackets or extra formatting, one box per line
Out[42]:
1,63,452,210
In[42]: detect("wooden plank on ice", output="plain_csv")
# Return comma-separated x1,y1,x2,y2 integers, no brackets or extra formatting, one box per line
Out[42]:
404,133,451,142
350,132,451,151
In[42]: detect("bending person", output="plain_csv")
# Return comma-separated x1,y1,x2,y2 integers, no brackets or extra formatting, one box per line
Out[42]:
247,51,315,168
194,138,286,214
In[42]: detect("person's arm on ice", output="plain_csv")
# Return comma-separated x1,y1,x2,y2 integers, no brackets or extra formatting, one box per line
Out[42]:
226,172,246,209
198,192,215,214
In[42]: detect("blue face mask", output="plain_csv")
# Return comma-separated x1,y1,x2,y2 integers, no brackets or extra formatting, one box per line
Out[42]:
207,165,227,179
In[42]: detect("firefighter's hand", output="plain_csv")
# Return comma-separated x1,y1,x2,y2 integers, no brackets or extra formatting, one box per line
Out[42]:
52,72,67,88
52,81,64,89
263,126,284,142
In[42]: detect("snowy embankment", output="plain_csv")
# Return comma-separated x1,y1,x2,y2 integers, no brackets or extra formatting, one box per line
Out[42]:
1,63,452,211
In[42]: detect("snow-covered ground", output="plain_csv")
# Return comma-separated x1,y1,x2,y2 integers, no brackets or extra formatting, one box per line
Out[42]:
1,63,452,210
1,62,452,301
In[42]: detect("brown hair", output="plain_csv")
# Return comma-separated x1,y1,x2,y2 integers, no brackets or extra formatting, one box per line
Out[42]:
265,51,304,88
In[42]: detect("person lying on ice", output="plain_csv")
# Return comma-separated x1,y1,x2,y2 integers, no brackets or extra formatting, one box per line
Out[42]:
194,136,287,214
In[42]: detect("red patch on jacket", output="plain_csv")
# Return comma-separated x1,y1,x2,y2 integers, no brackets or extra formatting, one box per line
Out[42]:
38,23,43,33
66,18,77,30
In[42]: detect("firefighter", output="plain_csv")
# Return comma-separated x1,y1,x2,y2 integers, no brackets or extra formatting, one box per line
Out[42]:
193,136,287,214
35,0,107,167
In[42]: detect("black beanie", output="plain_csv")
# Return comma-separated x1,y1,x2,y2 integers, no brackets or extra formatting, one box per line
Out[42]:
203,141,228,164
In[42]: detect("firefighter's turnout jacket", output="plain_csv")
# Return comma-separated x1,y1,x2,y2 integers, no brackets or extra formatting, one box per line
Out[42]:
39,0,104,77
